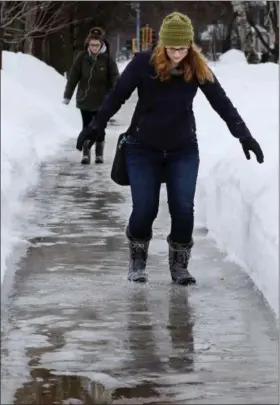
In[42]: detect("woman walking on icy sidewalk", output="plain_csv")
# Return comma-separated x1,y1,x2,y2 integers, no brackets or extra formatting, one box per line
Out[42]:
76,12,264,284
63,27,119,164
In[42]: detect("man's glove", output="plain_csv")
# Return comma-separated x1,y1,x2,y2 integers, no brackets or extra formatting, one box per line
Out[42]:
76,120,100,151
240,137,264,164
62,98,70,105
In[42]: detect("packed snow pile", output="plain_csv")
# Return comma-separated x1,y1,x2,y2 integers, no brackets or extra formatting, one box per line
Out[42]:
195,50,278,317
117,59,130,73
218,49,247,64
1,51,81,283
1,52,129,284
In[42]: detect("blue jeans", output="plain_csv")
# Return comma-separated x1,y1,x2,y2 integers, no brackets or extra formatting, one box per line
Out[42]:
124,136,200,244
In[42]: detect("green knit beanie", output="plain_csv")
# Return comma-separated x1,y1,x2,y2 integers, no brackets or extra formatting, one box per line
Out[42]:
159,11,194,47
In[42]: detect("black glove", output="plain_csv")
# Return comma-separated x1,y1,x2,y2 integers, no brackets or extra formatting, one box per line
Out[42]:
240,137,264,164
76,123,99,151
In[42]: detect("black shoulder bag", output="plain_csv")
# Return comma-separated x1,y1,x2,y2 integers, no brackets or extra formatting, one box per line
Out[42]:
110,132,130,186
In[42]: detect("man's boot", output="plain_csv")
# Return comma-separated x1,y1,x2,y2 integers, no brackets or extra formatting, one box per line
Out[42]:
95,141,104,164
81,140,91,164
167,236,196,285
126,228,150,282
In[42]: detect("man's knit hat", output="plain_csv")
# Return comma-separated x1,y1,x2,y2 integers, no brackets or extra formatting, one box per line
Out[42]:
159,11,194,46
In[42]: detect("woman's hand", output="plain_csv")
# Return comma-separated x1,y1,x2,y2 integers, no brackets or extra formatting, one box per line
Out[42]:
240,137,264,164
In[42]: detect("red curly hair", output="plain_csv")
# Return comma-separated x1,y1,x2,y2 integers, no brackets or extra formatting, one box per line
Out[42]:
150,43,214,83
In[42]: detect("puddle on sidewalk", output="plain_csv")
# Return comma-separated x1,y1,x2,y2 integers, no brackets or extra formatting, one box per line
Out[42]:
12,368,166,405
13,369,113,405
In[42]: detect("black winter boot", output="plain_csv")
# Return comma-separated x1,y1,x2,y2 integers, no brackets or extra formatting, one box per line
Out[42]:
126,228,150,282
167,237,196,285
81,140,91,164
95,141,104,164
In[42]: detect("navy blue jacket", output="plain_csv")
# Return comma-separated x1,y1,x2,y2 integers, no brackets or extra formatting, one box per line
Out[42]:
96,51,252,151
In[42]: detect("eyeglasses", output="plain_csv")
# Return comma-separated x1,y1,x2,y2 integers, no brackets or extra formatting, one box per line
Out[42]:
165,47,189,54
89,43,101,48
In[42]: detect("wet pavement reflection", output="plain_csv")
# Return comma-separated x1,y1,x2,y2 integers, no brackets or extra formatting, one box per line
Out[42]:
1,141,278,404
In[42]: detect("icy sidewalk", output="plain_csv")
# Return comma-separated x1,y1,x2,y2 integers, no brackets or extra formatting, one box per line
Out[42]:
1,139,278,405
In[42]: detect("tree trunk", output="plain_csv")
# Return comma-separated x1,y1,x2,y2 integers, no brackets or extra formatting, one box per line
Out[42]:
33,37,43,61
231,1,260,64
23,2,37,54
49,32,65,75
62,5,74,75
269,1,279,62
24,37,34,55
0,25,3,70
246,1,278,63
222,14,237,53
42,36,50,65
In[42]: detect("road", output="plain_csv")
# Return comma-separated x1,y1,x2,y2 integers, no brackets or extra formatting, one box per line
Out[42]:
1,135,278,405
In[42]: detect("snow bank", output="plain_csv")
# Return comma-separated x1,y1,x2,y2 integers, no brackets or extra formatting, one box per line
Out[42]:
195,51,278,317
1,51,81,283
218,49,247,64
117,59,130,73
1,52,130,284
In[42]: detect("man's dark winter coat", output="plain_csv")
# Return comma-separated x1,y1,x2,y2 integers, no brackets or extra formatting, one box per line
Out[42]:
95,51,252,151
64,43,119,112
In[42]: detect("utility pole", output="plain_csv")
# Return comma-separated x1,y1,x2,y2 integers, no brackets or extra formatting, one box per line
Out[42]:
116,32,120,60
135,2,141,52
131,2,141,52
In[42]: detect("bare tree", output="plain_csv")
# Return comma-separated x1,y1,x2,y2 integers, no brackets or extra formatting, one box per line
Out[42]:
0,1,75,68
245,1,279,62
231,0,260,63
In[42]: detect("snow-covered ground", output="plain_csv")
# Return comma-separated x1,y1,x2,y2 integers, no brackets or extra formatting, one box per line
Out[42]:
195,50,278,317
1,51,80,284
0,51,128,285
1,50,278,318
